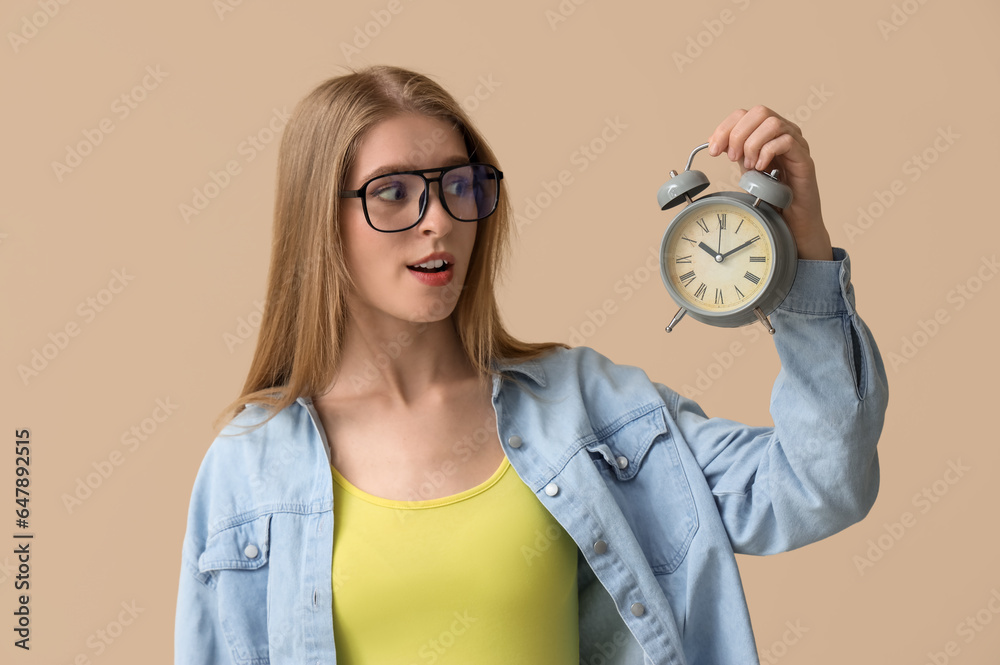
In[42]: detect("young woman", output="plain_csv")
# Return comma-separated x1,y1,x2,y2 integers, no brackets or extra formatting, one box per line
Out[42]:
175,65,888,664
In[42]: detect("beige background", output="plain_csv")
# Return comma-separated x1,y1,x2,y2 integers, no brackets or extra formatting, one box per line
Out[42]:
3,0,998,662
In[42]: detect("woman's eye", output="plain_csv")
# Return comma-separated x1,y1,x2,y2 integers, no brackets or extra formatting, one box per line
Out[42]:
445,178,471,197
371,181,407,202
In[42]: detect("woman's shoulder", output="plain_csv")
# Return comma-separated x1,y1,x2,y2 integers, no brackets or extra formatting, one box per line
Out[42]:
509,344,654,382
500,345,674,410
184,399,322,540
198,400,314,477
498,344,612,372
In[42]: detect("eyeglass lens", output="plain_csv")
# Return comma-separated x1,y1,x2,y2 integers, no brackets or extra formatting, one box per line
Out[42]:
363,165,498,231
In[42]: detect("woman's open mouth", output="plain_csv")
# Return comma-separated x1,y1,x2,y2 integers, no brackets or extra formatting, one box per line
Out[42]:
406,259,454,286
407,259,450,273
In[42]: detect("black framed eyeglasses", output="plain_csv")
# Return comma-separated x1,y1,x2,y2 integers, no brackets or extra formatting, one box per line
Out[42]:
339,163,504,233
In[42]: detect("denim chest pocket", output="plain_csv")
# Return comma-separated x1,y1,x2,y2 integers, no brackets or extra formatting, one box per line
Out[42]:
198,513,272,665
586,406,699,574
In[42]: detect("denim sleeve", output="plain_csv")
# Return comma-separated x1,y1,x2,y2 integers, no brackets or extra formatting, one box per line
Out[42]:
174,451,237,664
175,560,235,664
662,248,889,555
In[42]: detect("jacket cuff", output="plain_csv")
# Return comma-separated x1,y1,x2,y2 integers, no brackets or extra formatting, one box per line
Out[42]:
775,247,856,317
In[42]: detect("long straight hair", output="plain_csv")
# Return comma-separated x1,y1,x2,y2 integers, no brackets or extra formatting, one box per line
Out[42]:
212,65,566,436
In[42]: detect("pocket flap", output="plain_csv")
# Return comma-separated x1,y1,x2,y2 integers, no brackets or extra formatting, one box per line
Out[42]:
198,513,271,573
585,406,668,481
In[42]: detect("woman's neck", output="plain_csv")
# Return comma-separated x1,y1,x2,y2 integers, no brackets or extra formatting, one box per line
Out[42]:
325,313,478,407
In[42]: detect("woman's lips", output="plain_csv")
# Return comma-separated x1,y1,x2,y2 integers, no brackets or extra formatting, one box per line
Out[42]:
407,263,454,286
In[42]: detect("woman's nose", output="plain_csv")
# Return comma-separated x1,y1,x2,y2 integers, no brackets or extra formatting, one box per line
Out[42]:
417,181,454,236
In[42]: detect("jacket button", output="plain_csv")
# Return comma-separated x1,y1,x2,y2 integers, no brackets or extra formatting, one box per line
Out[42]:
244,544,259,559
508,435,523,449
593,540,608,554
544,483,559,496
616,456,629,469
630,602,645,616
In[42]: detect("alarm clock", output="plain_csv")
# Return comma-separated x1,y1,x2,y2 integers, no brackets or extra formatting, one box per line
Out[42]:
657,142,797,334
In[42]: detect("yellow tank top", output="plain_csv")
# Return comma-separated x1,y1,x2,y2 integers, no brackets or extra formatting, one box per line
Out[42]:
330,454,579,664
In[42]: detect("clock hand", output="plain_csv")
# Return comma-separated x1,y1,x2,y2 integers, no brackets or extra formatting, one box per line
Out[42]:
720,236,760,260
718,226,723,256
698,242,722,261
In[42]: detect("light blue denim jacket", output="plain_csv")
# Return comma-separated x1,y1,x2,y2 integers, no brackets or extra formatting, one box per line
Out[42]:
175,248,888,665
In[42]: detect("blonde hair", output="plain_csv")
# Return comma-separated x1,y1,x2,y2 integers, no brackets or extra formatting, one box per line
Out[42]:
212,65,567,437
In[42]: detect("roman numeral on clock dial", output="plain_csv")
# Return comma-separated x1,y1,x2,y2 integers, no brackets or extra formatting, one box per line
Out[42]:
665,203,776,314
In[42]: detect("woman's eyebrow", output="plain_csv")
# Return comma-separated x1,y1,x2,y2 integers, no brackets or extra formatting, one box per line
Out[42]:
359,155,471,183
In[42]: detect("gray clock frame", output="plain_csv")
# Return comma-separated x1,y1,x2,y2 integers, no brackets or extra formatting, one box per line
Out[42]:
656,142,798,333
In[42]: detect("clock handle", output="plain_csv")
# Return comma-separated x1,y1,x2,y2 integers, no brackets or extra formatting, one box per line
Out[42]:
683,142,712,171
660,142,794,211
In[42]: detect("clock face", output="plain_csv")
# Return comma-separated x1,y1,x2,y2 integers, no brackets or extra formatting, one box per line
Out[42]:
663,201,775,314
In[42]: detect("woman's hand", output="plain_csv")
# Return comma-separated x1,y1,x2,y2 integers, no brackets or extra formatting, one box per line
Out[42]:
707,106,834,261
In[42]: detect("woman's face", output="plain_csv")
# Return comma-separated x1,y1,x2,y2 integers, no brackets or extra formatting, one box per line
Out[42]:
340,113,480,327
